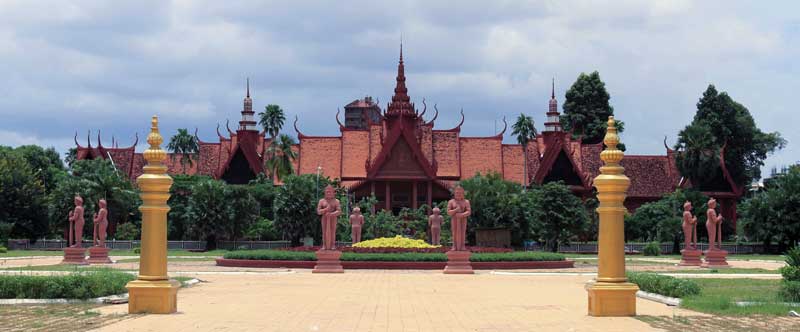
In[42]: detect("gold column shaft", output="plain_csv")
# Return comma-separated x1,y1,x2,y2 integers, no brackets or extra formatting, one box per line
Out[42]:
126,116,180,314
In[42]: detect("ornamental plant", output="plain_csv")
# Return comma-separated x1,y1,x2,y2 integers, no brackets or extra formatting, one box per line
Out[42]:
353,235,440,249
779,247,800,301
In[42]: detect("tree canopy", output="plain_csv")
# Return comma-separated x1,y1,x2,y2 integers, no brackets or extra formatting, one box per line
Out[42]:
740,165,800,251
167,128,199,174
675,85,785,189
0,149,48,240
259,104,286,140
560,71,624,146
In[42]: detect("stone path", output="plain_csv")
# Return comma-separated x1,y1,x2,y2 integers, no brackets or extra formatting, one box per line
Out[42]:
91,271,700,332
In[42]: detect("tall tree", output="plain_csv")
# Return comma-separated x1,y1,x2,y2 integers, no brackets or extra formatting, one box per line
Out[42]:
166,128,199,174
0,149,48,240
273,174,337,246
265,133,298,180
741,165,800,251
674,85,785,188
187,179,228,250
258,104,286,141
529,181,590,252
560,71,624,146
511,114,537,187
12,145,65,194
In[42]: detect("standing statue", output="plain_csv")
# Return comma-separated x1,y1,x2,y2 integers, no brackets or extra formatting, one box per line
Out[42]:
92,199,109,247
447,185,471,251
67,195,85,248
706,198,724,251
428,207,443,246
681,201,697,250
349,207,365,244
316,185,342,250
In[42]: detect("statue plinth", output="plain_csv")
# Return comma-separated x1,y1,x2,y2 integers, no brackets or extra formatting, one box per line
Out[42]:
443,250,473,274
61,247,88,265
586,281,639,317
127,279,180,314
87,246,113,264
313,249,344,273
679,248,702,266
702,249,729,268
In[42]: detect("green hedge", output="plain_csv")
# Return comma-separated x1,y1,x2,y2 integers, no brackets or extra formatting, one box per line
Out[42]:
0,246,6,254
780,247,800,301
627,272,701,298
0,269,134,299
779,280,800,302
470,252,565,262
642,242,661,256
223,250,566,262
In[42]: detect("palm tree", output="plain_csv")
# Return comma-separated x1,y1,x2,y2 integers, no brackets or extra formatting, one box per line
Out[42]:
265,134,298,181
511,114,537,187
167,128,199,174
258,104,286,142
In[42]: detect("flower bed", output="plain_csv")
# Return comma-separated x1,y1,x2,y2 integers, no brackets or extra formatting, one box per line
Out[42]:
0,269,134,299
279,246,513,254
353,236,440,249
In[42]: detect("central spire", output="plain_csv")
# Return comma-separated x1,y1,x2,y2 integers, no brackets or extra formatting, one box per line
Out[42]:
388,43,412,115
239,78,257,131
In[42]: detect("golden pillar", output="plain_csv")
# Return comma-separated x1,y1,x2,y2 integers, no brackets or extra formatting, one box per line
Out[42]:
126,115,180,314
586,116,638,316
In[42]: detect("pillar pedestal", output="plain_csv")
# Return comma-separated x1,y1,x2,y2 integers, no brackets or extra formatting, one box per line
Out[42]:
444,250,473,274
702,249,729,268
87,246,113,264
679,248,702,266
61,247,88,265
127,279,180,314
586,282,639,317
313,250,344,273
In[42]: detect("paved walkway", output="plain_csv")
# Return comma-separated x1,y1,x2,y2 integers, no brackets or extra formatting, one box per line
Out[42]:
92,271,701,332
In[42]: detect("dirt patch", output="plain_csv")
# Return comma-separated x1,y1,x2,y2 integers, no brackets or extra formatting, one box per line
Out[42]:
0,304,133,332
637,315,800,332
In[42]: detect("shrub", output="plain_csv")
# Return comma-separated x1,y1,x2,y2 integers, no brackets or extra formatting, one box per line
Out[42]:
780,280,800,302
133,247,141,254
0,269,134,299
0,246,6,253
780,247,800,301
353,236,440,249
470,252,565,262
643,242,661,256
116,222,140,241
781,266,800,282
627,272,701,298
224,250,316,261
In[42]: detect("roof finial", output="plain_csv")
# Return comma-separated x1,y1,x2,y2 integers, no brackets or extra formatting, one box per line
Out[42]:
551,77,555,99
246,77,250,98
399,34,403,63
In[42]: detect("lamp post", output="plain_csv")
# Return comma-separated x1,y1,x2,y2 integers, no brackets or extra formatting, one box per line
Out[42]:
586,116,638,316
316,165,322,199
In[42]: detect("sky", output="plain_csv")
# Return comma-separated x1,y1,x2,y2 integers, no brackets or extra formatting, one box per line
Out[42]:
0,1,797,178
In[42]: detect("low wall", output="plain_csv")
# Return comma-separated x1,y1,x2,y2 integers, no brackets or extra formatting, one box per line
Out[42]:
216,258,575,270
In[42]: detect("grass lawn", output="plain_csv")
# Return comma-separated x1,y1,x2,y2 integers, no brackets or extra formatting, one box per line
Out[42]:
667,268,780,274
681,278,799,315
115,257,217,263
0,249,231,258
0,304,131,332
2,264,136,272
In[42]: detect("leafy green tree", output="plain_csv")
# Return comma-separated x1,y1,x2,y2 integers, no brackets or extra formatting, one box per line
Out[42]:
166,128,199,174
560,71,624,147
258,104,286,141
740,166,800,251
459,173,535,246
248,174,276,221
0,150,48,240
511,114,537,187
167,175,210,240
624,190,708,253
64,148,77,168
529,181,589,252
12,145,65,194
224,185,260,241
115,222,140,240
675,85,785,189
68,159,140,238
186,179,228,250
246,218,280,241
273,174,338,246
265,133,298,180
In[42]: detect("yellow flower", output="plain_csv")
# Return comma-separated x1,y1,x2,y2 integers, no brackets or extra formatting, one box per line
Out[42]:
353,235,441,249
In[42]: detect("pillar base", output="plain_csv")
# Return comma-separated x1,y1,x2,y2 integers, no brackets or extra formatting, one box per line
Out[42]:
313,250,344,273
702,249,729,268
87,246,113,264
679,248,702,266
444,250,473,274
126,279,180,314
586,281,638,316
61,247,88,265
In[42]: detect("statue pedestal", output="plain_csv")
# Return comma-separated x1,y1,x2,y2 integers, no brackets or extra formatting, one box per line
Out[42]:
61,247,88,265
313,250,344,273
127,279,180,314
679,248,702,266
444,250,473,274
702,249,729,268
87,246,113,264
586,281,639,316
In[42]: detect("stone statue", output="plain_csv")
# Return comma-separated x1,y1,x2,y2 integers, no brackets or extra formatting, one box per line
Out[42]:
447,185,471,251
92,199,109,247
681,201,697,250
316,185,342,250
706,198,723,251
67,195,85,248
428,207,443,246
349,207,365,244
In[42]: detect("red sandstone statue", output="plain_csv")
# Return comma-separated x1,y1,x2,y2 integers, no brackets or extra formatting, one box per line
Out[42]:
428,207,443,246
67,195,85,248
706,198,724,251
92,199,109,247
349,207,365,244
681,201,697,250
316,185,342,250
447,186,471,251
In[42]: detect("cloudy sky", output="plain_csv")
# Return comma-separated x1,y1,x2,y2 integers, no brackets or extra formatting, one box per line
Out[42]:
0,1,797,177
